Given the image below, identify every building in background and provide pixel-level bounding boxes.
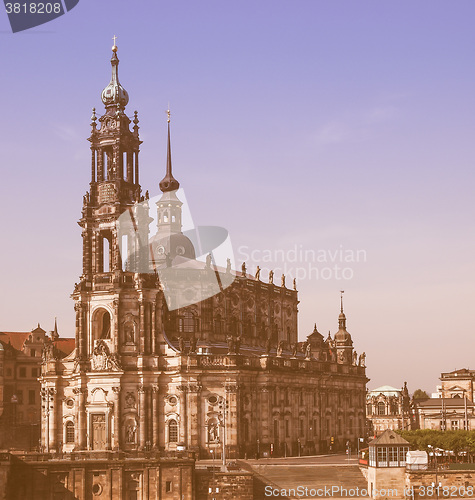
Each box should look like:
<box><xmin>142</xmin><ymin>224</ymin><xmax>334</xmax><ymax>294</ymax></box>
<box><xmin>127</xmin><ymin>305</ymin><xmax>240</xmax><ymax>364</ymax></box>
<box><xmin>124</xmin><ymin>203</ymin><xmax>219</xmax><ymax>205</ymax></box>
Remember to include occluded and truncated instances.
<box><xmin>366</xmin><ymin>384</ymin><xmax>412</xmax><ymax>436</ymax></box>
<box><xmin>0</xmin><ymin>323</ymin><xmax>74</xmax><ymax>450</ymax></box>
<box><xmin>40</xmin><ymin>45</ymin><xmax>368</xmax><ymax>459</ymax></box>
<box><xmin>413</xmin><ymin>369</ymin><xmax>475</xmax><ymax>431</ymax></box>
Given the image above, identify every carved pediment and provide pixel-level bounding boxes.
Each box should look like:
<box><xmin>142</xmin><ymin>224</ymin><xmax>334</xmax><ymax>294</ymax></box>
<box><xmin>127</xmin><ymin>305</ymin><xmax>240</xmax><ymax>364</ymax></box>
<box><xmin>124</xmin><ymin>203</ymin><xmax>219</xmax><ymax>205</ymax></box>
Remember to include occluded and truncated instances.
<box><xmin>91</xmin><ymin>339</ymin><xmax>122</xmax><ymax>371</ymax></box>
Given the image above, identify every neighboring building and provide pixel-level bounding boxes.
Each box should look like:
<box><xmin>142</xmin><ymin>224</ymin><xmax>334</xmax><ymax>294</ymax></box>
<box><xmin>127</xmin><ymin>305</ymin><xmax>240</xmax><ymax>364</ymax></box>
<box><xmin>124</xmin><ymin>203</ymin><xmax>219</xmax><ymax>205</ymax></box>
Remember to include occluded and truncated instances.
<box><xmin>414</xmin><ymin>369</ymin><xmax>475</xmax><ymax>431</ymax></box>
<box><xmin>0</xmin><ymin>323</ymin><xmax>74</xmax><ymax>450</ymax></box>
<box><xmin>366</xmin><ymin>384</ymin><xmax>412</xmax><ymax>435</ymax></box>
<box><xmin>415</xmin><ymin>398</ymin><xmax>475</xmax><ymax>430</ymax></box>
<box><xmin>40</xmin><ymin>44</ymin><xmax>368</xmax><ymax>459</ymax></box>
<box><xmin>440</xmin><ymin>368</ymin><xmax>475</xmax><ymax>400</ymax></box>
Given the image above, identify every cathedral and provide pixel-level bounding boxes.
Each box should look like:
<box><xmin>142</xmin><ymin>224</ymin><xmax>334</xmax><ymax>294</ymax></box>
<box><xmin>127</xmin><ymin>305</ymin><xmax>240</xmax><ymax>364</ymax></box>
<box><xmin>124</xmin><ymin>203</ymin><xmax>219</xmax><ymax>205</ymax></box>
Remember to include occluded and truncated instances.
<box><xmin>40</xmin><ymin>43</ymin><xmax>368</xmax><ymax>459</ymax></box>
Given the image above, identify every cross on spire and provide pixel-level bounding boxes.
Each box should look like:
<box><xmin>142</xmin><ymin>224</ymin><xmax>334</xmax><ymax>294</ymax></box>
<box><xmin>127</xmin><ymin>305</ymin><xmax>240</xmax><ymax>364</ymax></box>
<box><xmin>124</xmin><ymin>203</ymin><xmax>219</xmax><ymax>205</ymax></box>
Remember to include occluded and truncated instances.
<box><xmin>112</xmin><ymin>35</ymin><xmax>117</xmax><ymax>45</ymax></box>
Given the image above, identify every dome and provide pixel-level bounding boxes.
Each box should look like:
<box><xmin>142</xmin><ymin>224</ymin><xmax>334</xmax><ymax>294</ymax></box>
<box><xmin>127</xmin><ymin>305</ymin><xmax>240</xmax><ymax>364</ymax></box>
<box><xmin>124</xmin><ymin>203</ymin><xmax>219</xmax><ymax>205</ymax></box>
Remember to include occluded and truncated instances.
<box><xmin>101</xmin><ymin>49</ymin><xmax>129</xmax><ymax>111</ymax></box>
<box><xmin>151</xmin><ymin>232</ymin><xmax>196</xmax><ymax>264</ymax></box>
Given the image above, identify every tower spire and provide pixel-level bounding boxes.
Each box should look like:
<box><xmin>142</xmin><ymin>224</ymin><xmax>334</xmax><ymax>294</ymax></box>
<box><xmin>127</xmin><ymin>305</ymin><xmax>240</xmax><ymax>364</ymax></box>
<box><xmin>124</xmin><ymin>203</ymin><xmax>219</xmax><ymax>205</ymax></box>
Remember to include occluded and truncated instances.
<box><xmin>340</xmin><ymin>290</ymin><xmax>344</xmax><ymax>313</ymax></box>
<box><xmin>159</xmin><ymin>108</ymin><xmax>180</xmax><ymax>192</ymax></box>
<box><xmin>101</xmin><ymin>37</ymin><xmax>129</xmax><ymax>112</ymax></box>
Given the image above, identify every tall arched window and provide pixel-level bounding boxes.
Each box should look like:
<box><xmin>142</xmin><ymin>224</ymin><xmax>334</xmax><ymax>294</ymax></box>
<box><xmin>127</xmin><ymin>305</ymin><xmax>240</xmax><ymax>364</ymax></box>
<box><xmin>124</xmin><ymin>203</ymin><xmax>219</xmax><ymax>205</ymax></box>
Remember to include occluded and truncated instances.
<box><xmin>65</xmin><ymin>421</ymin><xmax>75</xmax><ymax>443</ymax></box>
<box><xmin>168</xmin><ymin>419</ymin><xmax>178</xmax><ymax>443</ymax></box>
<box><xmin>92</xmin><ymin>308</ymin><xmax>111</xmax><ymax>340</ymax></box>
<box><xmin>377</xmin><ymin>401</ymin><xmax>386</xmax><ymax>416</ymax></box>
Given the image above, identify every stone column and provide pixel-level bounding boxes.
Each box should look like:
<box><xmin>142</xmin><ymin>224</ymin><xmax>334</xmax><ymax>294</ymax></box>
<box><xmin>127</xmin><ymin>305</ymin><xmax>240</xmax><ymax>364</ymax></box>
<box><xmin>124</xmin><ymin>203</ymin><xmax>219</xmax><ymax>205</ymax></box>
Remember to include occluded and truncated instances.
<box><xmin>40</xmin><ymin>388</ymin><xmax>48</xmax><ymax>452</ymax></box>
<box><xmin>74</xmin><ymin>387</ymin><xmax>87</xmax><ymax>450</ymax></box>
<box><xmin>259</xmin><ymin>385</ymin><xmax>271</xmax><ymax>446</ymax></box>
<box><xmin>138</xmin><ymin>299</ymin><xmax>145</xmax><ymax>354</ymax></box>
<box><xmin>188</xmin><ymin>384</ymin><xmax>202</xmax><ymax>453</ymax></box>
<box><xmin>151</xmin><ymin>300</ymin><xmax>156</xmax><ymax>354</ymax></box>
<box><xmin>112</xmin><ymin>387</ymin><xmax>121</xmax><ymax>450</ymax></box>
<box><xmin>138</xmin><ymin>385</ymin><xmax>147</xmax><ymax>449</ymax></box>
<box><xmin>106</xmin><ymin>408</ymin><xmax>112</xmax><ymax>450</ymax></box>
<box><xmin>177</xmin><ymin>385</ymin><xmax>188</xmax><ymax>446</ymax></box>
<box><xmin>152</xmin><ymin>386</ymin><xmax>159</xmax><ymax>449</ymax></box>
<box><xmin>113</xmin><ymin>299</ymin><xmax>120</xmax><ymax>353</ymax></box>
<box><xmin>225</xmin><ymin>382</ymin><xmax>239</xmax><ymax>458</ymax></box>
<box><xmin>48</xmin><ymin>387</ymin><xmax>57</xmax><ymax>452</ymax></box>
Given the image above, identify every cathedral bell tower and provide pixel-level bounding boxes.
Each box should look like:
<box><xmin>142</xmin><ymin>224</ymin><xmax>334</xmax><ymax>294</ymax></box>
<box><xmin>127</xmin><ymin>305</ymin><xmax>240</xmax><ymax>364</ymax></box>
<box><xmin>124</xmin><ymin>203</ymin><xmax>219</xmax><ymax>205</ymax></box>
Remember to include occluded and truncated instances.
<box><xmin>73</xmin><ymin>43</ymin><xmax>153</xmax><ymax>363</ymax></box>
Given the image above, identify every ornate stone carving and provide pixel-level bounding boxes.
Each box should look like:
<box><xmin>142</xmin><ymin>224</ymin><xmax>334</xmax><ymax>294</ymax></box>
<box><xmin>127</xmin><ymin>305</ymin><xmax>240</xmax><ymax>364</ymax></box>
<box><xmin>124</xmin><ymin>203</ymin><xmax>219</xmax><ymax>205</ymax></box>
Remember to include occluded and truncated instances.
<box><xmin>125</xmin><ymin>392</ymin><xmax>136</xmax><ymax>408</ymax></box>
<box><xmin>91</xmin><ymin>340</ymin><xmax>121</xmax><ymax>371</ymax></box>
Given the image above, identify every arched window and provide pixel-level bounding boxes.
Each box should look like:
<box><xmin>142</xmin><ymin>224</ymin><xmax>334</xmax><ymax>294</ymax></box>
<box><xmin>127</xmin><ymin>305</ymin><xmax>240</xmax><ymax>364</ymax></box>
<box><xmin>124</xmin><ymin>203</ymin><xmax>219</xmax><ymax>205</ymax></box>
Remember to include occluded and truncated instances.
<box><xmin>367</xmin><ymin>403</ymin><xmax>372</xmax><ymax>416</ymax></box>
<box><xmin>377</xmin><ymin>401</ymin><xmax>386</xmax><ymax>416</ymax></box>
<box><xmin>65</xmin><ymin>421</ymin><xmax>75</xmax><ymax>443</ymax></box>
<box><xmin>168</xmin><ymin>419</ymin><xmax>178</xmax><ymax>443</ymax></box>
<box><xmin>92</xmin><ymin>308</ymin><xmax>111</xmax><ymax>340</ymax></box>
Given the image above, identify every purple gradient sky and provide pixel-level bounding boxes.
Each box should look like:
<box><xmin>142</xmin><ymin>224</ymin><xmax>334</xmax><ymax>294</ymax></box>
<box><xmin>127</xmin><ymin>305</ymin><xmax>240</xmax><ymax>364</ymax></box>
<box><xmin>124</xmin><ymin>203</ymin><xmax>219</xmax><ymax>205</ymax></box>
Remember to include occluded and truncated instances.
<box><xmin>1</xmin><ymin>1</ymin><xmax>475</xmax><ymax>393</ymax></box>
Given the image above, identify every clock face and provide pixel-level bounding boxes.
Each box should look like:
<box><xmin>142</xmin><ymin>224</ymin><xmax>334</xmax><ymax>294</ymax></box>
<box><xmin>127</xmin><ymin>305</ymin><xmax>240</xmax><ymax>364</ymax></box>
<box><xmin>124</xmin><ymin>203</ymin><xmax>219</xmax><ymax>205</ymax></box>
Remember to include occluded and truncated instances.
<box><xmin>156</xmin><ymin>245</ymin><xmax>165</xmax><ymax>255</ymax></box>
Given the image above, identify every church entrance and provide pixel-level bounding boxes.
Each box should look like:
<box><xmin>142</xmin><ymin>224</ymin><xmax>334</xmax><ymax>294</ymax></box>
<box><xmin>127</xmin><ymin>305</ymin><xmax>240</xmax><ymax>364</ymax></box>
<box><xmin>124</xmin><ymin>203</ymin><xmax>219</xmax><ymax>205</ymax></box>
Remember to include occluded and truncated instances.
<box><xmin>92</xmin><ymin>414</ymin><xmax>106</xmax><ymax>450</ymax></box>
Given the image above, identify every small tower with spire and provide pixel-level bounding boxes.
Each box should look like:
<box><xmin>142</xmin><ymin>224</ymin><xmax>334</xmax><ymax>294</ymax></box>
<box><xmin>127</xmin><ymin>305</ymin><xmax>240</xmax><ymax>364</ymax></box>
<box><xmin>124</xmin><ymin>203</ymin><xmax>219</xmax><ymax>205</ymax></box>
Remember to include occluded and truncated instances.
<box><xmin>151</xmin><ymin>109</ymin><xmax>195</xmax><ymax>265</ymax></box>
<box><xmin>334</xmin><ymin>290</ymin><xmax>353</xmax><ymax>364</ymax></box>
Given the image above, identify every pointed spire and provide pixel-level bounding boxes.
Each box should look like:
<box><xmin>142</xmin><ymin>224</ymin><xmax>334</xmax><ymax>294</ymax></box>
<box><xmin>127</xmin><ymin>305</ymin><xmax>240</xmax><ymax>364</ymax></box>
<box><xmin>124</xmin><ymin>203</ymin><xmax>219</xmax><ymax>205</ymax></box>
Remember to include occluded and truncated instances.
<box><xmin>101</xmin><ymin>38</ymin><xmax>129</xmax><ymax>111</ymax></box>
<box><xmin>159</xmin><ymin>108</ymin><xmax>180</xmax><ymax>193</ymax></box>
<box><xmin>340</xmin><ymin>290</ymin><xmax>344</xmax><ymax>314</ymax></box>
<box><xmin>54</xmin><ymin>317</ymin><xmax>58</xmax><ymax>336</ymax></box>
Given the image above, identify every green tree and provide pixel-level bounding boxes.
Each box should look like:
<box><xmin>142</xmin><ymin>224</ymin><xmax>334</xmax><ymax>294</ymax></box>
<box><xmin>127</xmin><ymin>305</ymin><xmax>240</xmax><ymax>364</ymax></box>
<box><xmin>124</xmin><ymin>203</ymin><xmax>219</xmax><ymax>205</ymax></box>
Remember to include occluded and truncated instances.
<box><xmin>412</xmin><ymin>389</ymin><xmax>429</xmax><ymax>400</ymax></box>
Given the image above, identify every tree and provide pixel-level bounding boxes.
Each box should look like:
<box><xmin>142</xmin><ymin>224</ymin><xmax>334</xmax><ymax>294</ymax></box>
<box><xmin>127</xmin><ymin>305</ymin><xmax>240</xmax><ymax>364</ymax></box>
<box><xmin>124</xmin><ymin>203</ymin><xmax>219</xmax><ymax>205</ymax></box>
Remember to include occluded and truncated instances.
<box><xmin>412</xmin><ymin>389</ymin><xmax>429</xmax><ymax>400</ymax></box>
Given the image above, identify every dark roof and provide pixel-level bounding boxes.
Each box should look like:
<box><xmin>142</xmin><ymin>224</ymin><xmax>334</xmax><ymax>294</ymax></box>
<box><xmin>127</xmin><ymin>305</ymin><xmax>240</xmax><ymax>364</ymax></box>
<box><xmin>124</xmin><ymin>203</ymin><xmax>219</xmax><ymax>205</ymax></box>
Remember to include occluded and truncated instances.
<box><xmin>54</xmin><ymin>338</ymin><xmax>75</xmax><ymax>356</ymax></box>
<box><xmin>416</xmin><ymin>398</ymin><xmax>474</xmax><ymax>408</ymax></box>
<box><xmin>369</xmin><ymin>429</ymin><xmax>409</xmax><ymax>446</ymax></box>
<box><xmin>0</xmin><ymin>332</ymin><xmax>31</xmax><ymax>350</ymax></box>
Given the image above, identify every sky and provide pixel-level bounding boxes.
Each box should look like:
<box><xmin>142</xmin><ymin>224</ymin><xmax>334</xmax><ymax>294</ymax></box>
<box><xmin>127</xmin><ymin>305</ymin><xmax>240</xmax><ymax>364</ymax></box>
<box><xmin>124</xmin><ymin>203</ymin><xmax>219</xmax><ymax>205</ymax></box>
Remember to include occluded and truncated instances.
<box><xmin>0</xmin><ymin>1</ymin><xmax>475</xmax><ymax>393</ymax></box>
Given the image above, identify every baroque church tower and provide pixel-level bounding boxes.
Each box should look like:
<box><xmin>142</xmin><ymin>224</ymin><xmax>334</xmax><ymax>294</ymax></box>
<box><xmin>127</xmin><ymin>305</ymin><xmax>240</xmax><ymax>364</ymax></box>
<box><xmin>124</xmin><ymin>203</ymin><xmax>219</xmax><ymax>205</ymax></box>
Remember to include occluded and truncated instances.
<box><xmin>41</xmin><ymin>43</ymin><xmax>367</xmax><ymax>459</ymax></box>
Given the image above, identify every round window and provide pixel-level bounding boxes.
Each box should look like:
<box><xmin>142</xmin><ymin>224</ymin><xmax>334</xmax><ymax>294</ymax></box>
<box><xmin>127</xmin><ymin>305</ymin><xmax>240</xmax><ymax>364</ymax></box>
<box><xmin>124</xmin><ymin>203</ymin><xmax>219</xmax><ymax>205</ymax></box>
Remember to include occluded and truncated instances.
<box><xmin>208</xmin><ymin>395</ymin><xmax>218</xmax><ymax>405</ymax></box>
<box><xmin>168</xmin><ymin>396</ymin><xmax>178</xmax><ymax>405</ymax></box>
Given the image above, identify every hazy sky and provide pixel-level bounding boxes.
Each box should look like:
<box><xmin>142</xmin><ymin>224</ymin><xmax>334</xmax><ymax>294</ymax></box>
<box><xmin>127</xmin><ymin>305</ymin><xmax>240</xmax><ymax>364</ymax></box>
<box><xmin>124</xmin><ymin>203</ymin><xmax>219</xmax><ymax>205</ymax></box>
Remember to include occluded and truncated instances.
<box><xmin>1</xmin><ymin>1</ymin><xmax>475</xmax><ymax>393</ymax></box>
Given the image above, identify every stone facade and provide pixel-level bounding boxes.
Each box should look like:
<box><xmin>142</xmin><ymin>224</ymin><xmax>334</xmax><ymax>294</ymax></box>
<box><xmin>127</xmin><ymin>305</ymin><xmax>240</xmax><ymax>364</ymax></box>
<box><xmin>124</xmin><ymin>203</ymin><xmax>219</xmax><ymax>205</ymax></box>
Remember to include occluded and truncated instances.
<box><xmin>0</xmin><ymin>451</ymin><xmax>194</xmax><ymax>500</ymax></box>
<box><xmin>0</xmin><ymin>324</ymin><xmax>74</xmax><ymax>450</ymax></box>
<box><xmin>40</xmin><ymin>45</ymin><xmax>368</xmax><ymax>460</ymax></box>
<box><xmin>367</xmin><ymin>384</ymin><xmax>413</xmax><ymax>436</ymax></box>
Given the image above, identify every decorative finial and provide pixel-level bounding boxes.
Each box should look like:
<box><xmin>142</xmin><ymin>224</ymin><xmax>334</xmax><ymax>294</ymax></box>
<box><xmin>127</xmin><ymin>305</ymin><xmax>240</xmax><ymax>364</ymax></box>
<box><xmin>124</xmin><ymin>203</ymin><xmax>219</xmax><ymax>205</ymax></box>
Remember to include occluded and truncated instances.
<box><xmin>340</xmin><ymin>290</ymin><xmax>345</xmax><ymax>313</ymax></box>
<box><xmin>112</xmin><ymin>35</ymin><xmax>118</xmax><ymax>52</ymax></box>
<box><xmin>159</xmin><ymin>110</ymin><xmax>180</xmax><ymax>192</ymax></box>
<box><xmin>91</xmin><ymin>107</ymin><xmax>96</xmax><ymax>122</ymax></box>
